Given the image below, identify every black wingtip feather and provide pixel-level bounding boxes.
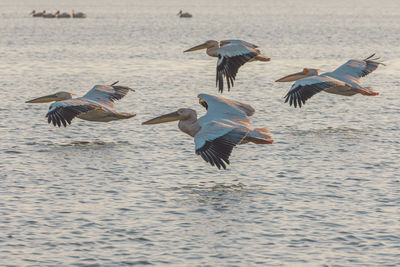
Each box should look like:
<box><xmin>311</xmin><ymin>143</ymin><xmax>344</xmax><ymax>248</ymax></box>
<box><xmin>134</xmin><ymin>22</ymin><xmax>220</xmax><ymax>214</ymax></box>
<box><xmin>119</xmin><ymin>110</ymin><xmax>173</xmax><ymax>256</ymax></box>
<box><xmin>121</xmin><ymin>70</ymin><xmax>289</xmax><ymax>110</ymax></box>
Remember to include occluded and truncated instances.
<box><xmin>46</xmin><ymin>105</ymin><xmax>96</xmax><ymax>128</ymax></box>
<box><xmin>216</xmin><ymin>51</ymin><xmax>257</xmax><ymax>93</ymax></box>
<box><xmin>195</xmin><ymin>128</ymin><xmax>247</xmax><ymax>170</ymax></box>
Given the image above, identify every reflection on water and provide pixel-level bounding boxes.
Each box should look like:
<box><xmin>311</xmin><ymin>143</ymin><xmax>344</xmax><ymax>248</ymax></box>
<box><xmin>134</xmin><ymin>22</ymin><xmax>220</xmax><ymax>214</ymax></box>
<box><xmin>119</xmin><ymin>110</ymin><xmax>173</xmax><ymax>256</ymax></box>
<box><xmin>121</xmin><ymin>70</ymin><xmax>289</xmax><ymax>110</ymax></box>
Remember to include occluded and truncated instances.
<box><xmin>287</xmin><ymin>126</ymin><xmax>368</xmax><ymax>138</ymax></box>
<box><xmin>181</xmin><ymin>183</ymin><xmax>250</xmax><ymax>206</ymax></box>
<box><xmin>55</xmin><ymin>140</ymin><xmax>131</xmax><ymax>147</ymax></box>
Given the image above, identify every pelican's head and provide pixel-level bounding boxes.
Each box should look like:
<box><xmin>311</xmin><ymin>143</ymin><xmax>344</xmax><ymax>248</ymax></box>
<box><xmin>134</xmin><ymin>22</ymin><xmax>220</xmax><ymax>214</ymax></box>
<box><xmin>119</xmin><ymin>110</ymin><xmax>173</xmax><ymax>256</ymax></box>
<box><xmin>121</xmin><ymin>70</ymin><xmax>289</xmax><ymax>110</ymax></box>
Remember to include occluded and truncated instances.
<box><xmin>30</xmin><ymin>10</ymin><xmax>35</xmax><ymax>15</ymax></box>
<box><xmin>177</xmin><ymin>10</ymin><xmax>183</xmax><ymax>15</ymax></box>
<box><xmin>26</xmin><ymin>91</ymin><xmax>72</xmax><ymax>103</ymax></box>
<box><xmin>275</xmin><ymin>68</ymin><xmax>320</xmax><ymax>82</ymax></box>
<box><xmin>142</xmin><ymin>108</ymin><xmax>195</xmax><ymax>125</ymax></box>
<box><xmin>55</xmin><ymin>10</ymin><xmax>60</xmax><ymax>15</ymax></box>
<box><xmin>184</xmin><ymin>40</ymin><xmax>220</xmax><ymax>52</ymax></box>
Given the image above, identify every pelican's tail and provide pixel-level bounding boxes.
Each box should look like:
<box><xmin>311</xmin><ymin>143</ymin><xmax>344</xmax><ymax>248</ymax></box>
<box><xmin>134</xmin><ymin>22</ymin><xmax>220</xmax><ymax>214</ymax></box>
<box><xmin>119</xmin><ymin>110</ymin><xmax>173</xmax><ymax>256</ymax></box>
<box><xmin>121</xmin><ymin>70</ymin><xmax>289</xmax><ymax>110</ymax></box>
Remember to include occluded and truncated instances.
<box><xmin>356</xmin><ymin>87</ymin><xmax>379</xmax><ymax>96</ymax></box>
<box><xmin>115</xmin><ymin>112</ymin><xmax>136</xmax><ymax>119</ymax></box>
<box><xmin>254</xmin><ymin>53</ymin><xmax>271</xmax><ymax>62</ymax></box>
<box><xmin>362</xmin><ymin>87</ymin><xmax>379</xmax><ymax>96</ymax></box>
<box><xmin>247</xmin><ymin>128</ymin><xmax>273</xmax><ymax>144</ymax></box>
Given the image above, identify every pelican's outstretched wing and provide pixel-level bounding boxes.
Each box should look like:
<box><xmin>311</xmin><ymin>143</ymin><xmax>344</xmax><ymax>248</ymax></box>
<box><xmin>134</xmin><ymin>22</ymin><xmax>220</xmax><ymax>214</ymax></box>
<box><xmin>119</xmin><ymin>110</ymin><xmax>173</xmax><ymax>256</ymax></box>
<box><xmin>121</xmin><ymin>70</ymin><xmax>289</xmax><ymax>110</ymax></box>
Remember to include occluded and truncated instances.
<box><xmin>220</xmin><ymin>39</ymin><xmax>259</xmax><ymax>48</ymax></box>
<box><xmin>332</xmin><ymin>54</ymin><xmax>384</xmax><ymax>79</ymax></box>
<box><xmin>284</xmin><ymin>76</ymin><xmax>347</xmax><ymax>108</ymax></box>
<box><xmin>195</xmin><ymin>94</ymin><xmax>253</xmax><ymax>169</ymax></box>
<box><xmin>46</xmin><ymin>99</ymin><xmax>98</xmax><ymax>127</ymax></box>
<box><xmin>82</xmin><ymin>84</ymin><xmax>133</xmax><ymax>107</ymax></box>
<box><xmin>216</xmin><ymin>43</ymin><xmax>258</xmax><ymax>93</ymax></box>
<box><xmin>198</xmin><ymin>94</ymin><xmax>254</xmax><ymax>118</ymax></box>
<box><xmin>195</xmin><ymin>122</ymin><xmax>248</xmax><ymax>169</ymax></box>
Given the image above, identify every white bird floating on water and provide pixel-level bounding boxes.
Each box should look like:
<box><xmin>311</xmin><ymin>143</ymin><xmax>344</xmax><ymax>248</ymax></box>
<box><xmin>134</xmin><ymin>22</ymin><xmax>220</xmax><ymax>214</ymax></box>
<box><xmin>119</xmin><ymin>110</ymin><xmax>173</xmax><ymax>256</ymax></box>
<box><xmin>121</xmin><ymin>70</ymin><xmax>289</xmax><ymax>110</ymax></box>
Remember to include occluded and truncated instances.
<box><xmin>275</xmin><ymin>54</ymin><xmax>384</xmax><ymax>108</ymax></box>
<box><xmin>184</xmin><ymin>40</ymin><xmax>270</xmax><ymax>93</ymax></box>
<box><xmin>142</xmin><ymin>94</ymin><xmax>273</xmax><ymax>169</ymax></box>
<box><xmin>30</xmin><ymin>10</ymin><xmax>46</xmax><ymax>17</ymax></box>
<box><xmin>177</xmin><ymin>10</ymin><xmax>192</xmax><ymax>18</ymax></box>
<box><xmin>43</xmin><ymin>11</ymin><xmax>57</xmax><ymax>18</ymax></box>
<box><xmin>26</xmin><ymin>82</ymin><xmax>136</xmax><ymax>127</ymax></box>
<box><xmin>55</xmin><ymin>11</ymin><xmax>71</xmax><ymax>18</ymax></box>
<box><xmin>72</xmin><ymin>10</ymin><xmax>87</xmax><ymax>18</ymax></box>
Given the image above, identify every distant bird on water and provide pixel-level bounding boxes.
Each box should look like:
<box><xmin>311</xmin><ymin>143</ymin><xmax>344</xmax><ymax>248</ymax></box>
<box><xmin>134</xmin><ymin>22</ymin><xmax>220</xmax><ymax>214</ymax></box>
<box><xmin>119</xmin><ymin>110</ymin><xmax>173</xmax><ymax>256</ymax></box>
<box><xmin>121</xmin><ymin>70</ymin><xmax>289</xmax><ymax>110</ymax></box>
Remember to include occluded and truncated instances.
<box><xmin>177</xmin><ymin>10</ymin><xmax>192</xmax><ymax>18</ymax></box>
<box><xmin>30</xmin><ymin>10</ymin><xmax>46</xmax><ymax>17</ymax></box>
<box><xmin>26</xmin><ymin>82</ymin><xmax>136</xmax><ymax>127</ymax></box>
<box><xmin>142</xmin><ymin>94</ymin><xmax>273</xmax><ymax>169</ymax></box>
<box><xmin>55</xmin><ymin>11</ymin><xmax>71</xmax><ymax>18</ymax></box>
<box><xmin>43</xmin><ymin>11</ymin><xmax>57</xmax><ymax>18</ymax></box>
<box><xmin>275</xmin><ymin>54</ymin><xmax>384</xmax><ymax>108</ymax></box>
<box><xmin>72</xmin><ymin>10</ymin><xmax>87</xmax><ymax>18</ymax></box>
<box><xmin>184</xmin><ymin>40</ymin><xmax>270</xmax><ymax>93</ymax></box>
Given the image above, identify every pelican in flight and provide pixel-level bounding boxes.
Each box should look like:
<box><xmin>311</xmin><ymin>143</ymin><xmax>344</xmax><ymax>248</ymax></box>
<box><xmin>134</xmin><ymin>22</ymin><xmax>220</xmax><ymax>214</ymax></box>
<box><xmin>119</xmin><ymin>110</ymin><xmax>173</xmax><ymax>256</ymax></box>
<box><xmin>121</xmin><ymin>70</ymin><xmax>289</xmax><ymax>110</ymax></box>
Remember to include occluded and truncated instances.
<box><xmin>177</xmin><ymin>10</ymin><xmax>192</xmax><ymax>18</ymax></box>
<box><xmin>72</xmin><ymin>10</ymin><xmax>87</xmax><ymax>18</ymax></box>
<box><xmin>26</xmin><ymin>82</ymin><xmax>136</xmax><ymax>127</ymax></box>
<box><xmin>184</xmin><ymin>40</ymin><xmax>270</xmax><ymax>93</ymax></box>
<box><xmin>142</xmin><ymin>94</ymin><xmax>273</xmax><ymax>169</ymax></box>
<box><xmin>276</xmin><ymin>54</ymin><xmax>384</xmax><ymax>108</ymax></box>
<box><xmin>30</xmin><ymin>10</ymin><xmax>46</xmax><ymax>17</ymax></box>
<box><xmin>55</xmin><ymin>11</ymin><xmax>71</xmax><ymax>18</ymax></box>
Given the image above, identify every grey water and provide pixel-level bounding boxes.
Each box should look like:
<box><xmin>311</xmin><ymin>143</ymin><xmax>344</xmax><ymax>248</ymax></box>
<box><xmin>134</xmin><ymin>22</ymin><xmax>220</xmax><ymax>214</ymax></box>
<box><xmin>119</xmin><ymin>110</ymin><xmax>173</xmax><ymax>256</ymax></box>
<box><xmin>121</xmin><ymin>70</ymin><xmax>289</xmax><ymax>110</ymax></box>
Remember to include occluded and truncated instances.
<box><xmin>1</xmin><ymin>0</ymin><xmax>399</xmax><ymax>266</ymax></box>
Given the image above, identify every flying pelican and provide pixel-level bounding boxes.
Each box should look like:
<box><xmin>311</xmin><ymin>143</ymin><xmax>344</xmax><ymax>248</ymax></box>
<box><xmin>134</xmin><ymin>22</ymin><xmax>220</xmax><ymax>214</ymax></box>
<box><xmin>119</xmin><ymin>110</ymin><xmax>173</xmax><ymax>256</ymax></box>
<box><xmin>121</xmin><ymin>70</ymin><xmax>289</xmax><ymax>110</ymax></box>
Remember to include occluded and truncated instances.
<box><xmin>43</xmin><ymin>11</ymin><xmax>56</xmax><ymax>18</ymax></box>
<box><xmin>142</xmin><ymin>94</ymin><xmax>273</xmax><ymax>169</ymax></box>
<box><xmin>25</xmin><ymin>82</ymin><xmax>136</xmax><ymax>127</ymax></box>
<box><xmin>177</xmin><ymin>10</ymin><xmax>192</xmax><ymax>18</ymax></box>
<box><xmin>30</xmin><ymin>10</ymin><xmax>46</xmax><ymax>17</ymax></box>
<box><xmin>72</xmin><ymin>10</ymin><xmax>87</xmax><ymax>18</ymax></box>
<box><xmin>55</xmin><ymin>11</ymin><xmax>71</xmax><ymax>18</ymax></box>
<box><xmin>275</xmin><ymin>54</ymin><xmax>384</xmax><ymax>108</ymax></box>
<box><xmin>184</xmin><ymin>40</ymin><xmax>270</xmax><ymax>93</ymax></box>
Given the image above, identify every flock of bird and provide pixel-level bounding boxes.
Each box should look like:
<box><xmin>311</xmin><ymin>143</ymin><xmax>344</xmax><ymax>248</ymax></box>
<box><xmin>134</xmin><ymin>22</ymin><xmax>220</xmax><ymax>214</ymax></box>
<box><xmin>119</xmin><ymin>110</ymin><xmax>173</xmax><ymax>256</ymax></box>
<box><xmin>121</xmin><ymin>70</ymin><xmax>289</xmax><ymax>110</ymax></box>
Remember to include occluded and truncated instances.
<box><xmin>30</xmin><ymin>10</ymin><xmax>87</xmax><ymax>18</ymax></box>
<box><xmin>26</xmin><ymin>37</ymin><xmax>384</xmax><ymax>170</ymax></box>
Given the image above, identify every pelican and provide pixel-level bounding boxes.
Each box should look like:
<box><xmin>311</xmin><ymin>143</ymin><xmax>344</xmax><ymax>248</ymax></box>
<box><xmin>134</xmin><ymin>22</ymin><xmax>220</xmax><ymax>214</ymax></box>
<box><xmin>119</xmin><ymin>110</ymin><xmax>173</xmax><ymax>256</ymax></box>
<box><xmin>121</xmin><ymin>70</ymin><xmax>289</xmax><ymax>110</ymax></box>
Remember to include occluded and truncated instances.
<box><xmin>275</xmin><ymin>54</ymin><xmax>384</xmax><ymax>108</ymax></box>
<box><xmin>30</xmin><ymin>10</ymin><xmax>46</xmax><ymax>17</ymax></box>
<box><xmin>55</xmin><ymin>11</ymin><xmax>71</xmax><ymax>18</ymax></box>
<box><xmin>43</xmin><ymin>11</ymin><xmax>56</xmax><ymax>18</ymax></box>
<box><xmin>72</xmin><ymin>10</ymin><xmax>87</xmax><ymax>18</ymax></box>
<box><xmin>177</xmin><ymin>10</ymin><xmax>192</xmax><ymax>18</ymax></box>
<box><xmin>25</xmin><ymin>82</ymin><xmax>136</xmax><ymax>127</ymax></box>
<box><xmin>142</xmin><ymin>94</ymin><xmax>273</xmax><ymax>169</ymax></box>
<box><xmin>184</xmin><ymin>40</ymin><xmax>270</xmax><ymax>93</ymax></box>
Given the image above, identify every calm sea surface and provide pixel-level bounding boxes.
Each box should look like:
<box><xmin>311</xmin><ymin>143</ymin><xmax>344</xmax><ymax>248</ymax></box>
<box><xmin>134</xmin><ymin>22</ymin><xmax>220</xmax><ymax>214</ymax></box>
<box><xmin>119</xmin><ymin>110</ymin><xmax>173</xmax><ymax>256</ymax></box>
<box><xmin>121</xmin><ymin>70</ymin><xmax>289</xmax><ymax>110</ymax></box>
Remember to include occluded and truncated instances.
<box><xmin>1</xmin><ymin>0</ymin><xmax>399</xmax><ymax>266</ymax></box>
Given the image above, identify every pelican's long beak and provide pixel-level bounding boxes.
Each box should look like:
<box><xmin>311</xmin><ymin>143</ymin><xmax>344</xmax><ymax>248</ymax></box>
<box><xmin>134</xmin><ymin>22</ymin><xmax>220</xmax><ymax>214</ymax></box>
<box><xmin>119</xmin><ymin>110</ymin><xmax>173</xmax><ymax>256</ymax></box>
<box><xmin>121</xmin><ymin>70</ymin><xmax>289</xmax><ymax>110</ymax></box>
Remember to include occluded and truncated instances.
<box><xmin>184</xmin><ymin>42</ymin><xmax>209</xmax><ymax>52</ymax></box>
<box><xmin>25</xmin><ymin>93</ymin><xmax>61</xmax><ymax>103</ymax></box>
<box><xmin>275</xmin><ymin>71</ymin><xmax>309</xmax><ymax>82</ymax></box>
<box><xmin>142</xmin><ymin>111</ymin><xmax>181</xmax><ymax>125</ymax></box>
